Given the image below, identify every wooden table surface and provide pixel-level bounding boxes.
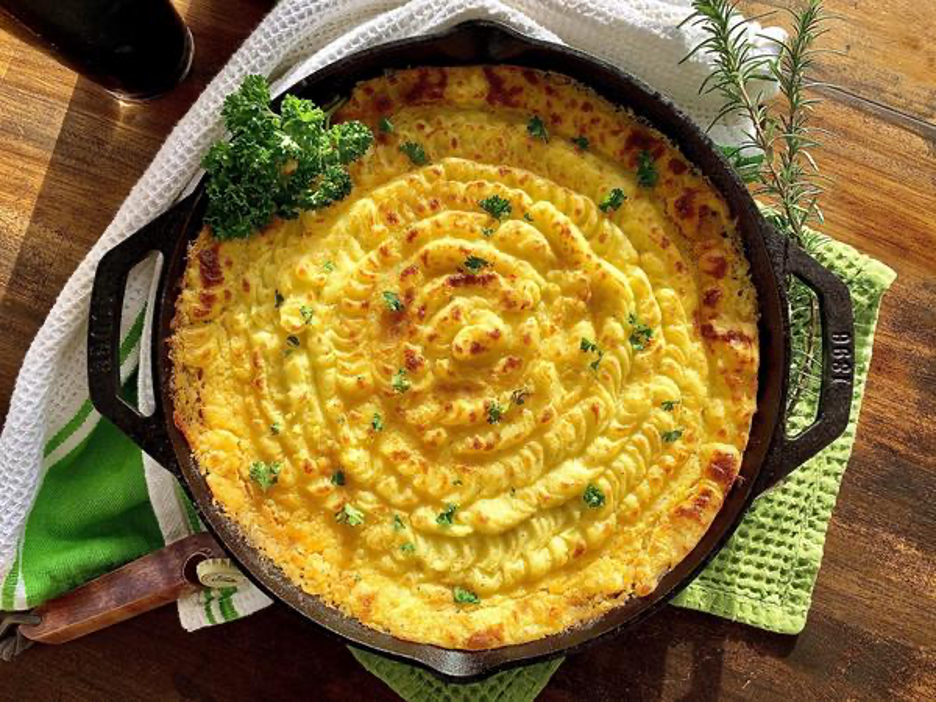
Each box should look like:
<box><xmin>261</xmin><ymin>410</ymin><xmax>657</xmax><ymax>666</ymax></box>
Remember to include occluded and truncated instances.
<box><xmin>1</xmin><ymin>1</ymin><xmax>934</xmax><ymax>699</ymax></box>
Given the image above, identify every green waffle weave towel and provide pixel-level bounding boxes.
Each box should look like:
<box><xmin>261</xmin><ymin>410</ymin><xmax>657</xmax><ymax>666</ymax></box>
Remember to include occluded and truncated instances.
<box><xmin>0</xmin><ymin>233</ymin><xmax>894</xmax><ymax>701</ymax></box>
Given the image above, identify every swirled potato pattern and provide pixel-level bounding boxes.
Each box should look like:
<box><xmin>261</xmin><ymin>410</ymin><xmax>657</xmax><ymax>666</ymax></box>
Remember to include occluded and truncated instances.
<box><xmin>171</xmin><ymin>66</ymin><xmax>759</xmax><ymax>649</ymax></box>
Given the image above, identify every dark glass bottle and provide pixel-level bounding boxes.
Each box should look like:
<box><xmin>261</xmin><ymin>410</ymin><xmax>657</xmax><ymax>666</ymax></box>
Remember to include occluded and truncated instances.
<box><xmin>0</xmin><ymin>0</ymin><xmax>193</xmax><ymax>100</ymax></box>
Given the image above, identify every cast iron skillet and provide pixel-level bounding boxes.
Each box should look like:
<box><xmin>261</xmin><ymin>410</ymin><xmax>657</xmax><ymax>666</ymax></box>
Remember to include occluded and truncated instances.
<box><xmin>87</xmin><ymin>21</ymin><xmax>855</xmax><ymax>680</ymax></box>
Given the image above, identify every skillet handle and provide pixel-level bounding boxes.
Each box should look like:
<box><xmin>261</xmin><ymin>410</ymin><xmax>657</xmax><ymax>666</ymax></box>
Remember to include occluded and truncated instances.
<box><xmin>87</xmin><ymin>199</ymin><xmax>190</xmax><ymax>472</ymax></box>
<box><xmin>756</xmin><ymin>243</ymin><xmax>855</xmax><ymax>494</ymax></box>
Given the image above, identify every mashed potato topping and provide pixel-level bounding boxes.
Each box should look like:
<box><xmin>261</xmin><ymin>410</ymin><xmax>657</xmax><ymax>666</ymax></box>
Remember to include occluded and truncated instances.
<box><xmin>170</xmin><ymin>66</ymin><xmax>758</xmax><ymax>649</ymax></box>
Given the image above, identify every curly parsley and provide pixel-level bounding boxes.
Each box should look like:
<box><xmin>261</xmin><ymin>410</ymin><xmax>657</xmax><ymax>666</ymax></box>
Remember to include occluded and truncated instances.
<box><xmin>203</xmin><ymin>75</ymin><xmax>373</xmax><ymax>240</ymax></box>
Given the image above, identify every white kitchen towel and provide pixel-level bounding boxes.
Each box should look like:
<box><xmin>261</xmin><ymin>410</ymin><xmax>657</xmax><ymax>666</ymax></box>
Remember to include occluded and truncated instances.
<box><xmin>0</xmin><ymin>0</ymin><xmax>783</xmax><ymax>628</ymax></box>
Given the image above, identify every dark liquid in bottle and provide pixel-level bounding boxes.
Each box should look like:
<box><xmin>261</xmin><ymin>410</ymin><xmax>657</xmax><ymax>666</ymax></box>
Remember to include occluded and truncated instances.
<box><xmin>0</xmin><ymin>0</ymin><xmax>193</xmax><ymax>99</ymax></box>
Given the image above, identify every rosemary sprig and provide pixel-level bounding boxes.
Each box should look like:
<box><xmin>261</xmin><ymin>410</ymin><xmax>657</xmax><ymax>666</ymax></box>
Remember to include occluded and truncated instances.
<box><xmin>682</xmin><ymin>0</ymin><xmax>830</xmax><ymax>416</ymax></box>
<box><xmin>681</xmin><ymin>0</ymin><xmax>828</xmax><ymax>245</ymax></box>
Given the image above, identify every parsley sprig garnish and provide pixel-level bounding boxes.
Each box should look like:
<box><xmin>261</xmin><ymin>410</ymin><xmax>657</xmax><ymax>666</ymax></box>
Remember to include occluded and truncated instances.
<box><xmin>203</xmin><ymin>75</ymin><xmax>373</xmax><ymax>240</ymax></box>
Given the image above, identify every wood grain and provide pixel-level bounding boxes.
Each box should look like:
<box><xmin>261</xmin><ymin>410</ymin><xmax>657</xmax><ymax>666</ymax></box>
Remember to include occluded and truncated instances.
<box><xmin>1</xmin><ymin>0</ymin><xmax>934</xmax><ymax>699</ymax></box>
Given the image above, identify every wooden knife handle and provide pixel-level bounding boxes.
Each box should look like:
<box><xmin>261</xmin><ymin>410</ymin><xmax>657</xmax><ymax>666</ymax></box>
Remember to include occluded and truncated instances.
<box><xmin>18</xmin><ymin>532</ymin><xmax>225</xmax><ymax>644</ymax></box>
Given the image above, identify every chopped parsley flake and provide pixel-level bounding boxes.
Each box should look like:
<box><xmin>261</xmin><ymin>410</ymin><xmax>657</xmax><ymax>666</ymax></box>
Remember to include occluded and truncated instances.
<box><xmin>523</xmin><ymin>212</ymin><xmax>534</xmax><ymax>223</ymax></box>
<box><xmin>393</xmin><ymin>514</ymin><xmax>405</xmax><ymax>531</ymax></box>
<box><xmin>510</xmin><ymin>388</ymin><xmax>530</xmax><ymax>406</ymax></box>
<box><xmin>527</xmin><ymin>115</ymin><xmax>549</xmax><ymax>141</ymax></box>
<box><xmin>572</xmin><ymin>135</ymin><xmax>589</xmax><ymax>150</ymax></box>
<box><xmin>453</xmin><ymin>586</ymin><xmax>480</xmax><ymax>604</ymax></box>
<box><xmin>336</xmin><ymin>503</ymin><xmax>365</xmax><ymax>526</ymax></box>
<box><xmin>637</xmin><ymin>149</ymin><xmax>658</xmax><ymax>188</ymax></box>
<box><xmin>482</xmin><ymin>226</ymin><xmax>495</xmax><ymax>237</ymax></box>
<box><xmin>400</xmin><ymin>542</ymin><xmax>416</xmax><ymax>554</ymax></box>
<box><xmin>270</xmin><ymin>422</ymin><xmax>282</xmax><ymax>436</ymax></box>
<box><xmin>463</xmin><ymin>256</ymin><xmax>490</xmax><ymax>274</ymax></box>
<box><xmin>372</xmin><ymin>412</ymin><xmax>384</xmax><ymax>432</ymax></box>
<box><xmin>583</xmin><ymin>484</ymin><xmax>606</xmax><ymax>508</ymax></box>
<box><xmin>379</xmin><ymin>116</ymin><xmax>394</xmax><ymax>133</ymax></box>
<box><xmin>331</xmin><ymin>470</ymin><xmax>346</xmax><ymax>486</ymax></box>
<box><xmin>487</xmin><ymin>401</ymin><xmax>504</xmax><ymax>425</ymax></box>
<box><xmin>392</xmin><ymin>368</ymin><xmax>410</xmax><ymax>394</ymax></box>
<box><xmin>382</xmin><ymin>290</ymin><xmax>405</xmax><ymax>312</ymax></box>
<box><xmin>479</xmin><ymin>195</ymin><xmax>511</xmax><ymax>220</ymax></box>
<box><xmin>436</xmin><ymin>503</ymin><xmax>458</xmax><ymax>526</ymax></box>
<box><xmin>249</xmin><ymin>461</ymin><xmax>281</xmax><ymax>492</ymax></box>
<box><xmin>453</xmin><ymin>479</ymin><xmax>463</xmax><ymax>486</ymax></box>
<box><xmin>399</xmin><ymin>141</ymin><xmax>429</xmax><ymax>166</ymax></box>
<box><xmin>661</xmin><ymin>400</ymin><xmax>679</xmax><ymax>412</ymax></box>
<box><xmin>628</xmin><ymin>313</ymin><xmax>654</xmax><ymax>351</ymax></box>
<box><xmin>274</xmin><ymin>289</ymin><xmax>285</xmax><ymax>308</ymax></box>
<box><xmin>662</xmin><ymin>429</ymin><xmax>684</xmax><ymax>443</ymax></box>
<box><xmin>286</xmin><ymin>335</ymin><xmax>301</xmax><ymax>349</ymax></box>
<box><xmin>323</xmin><ymin>261</ymin><xmax>335</xmax><ymax>273</ymax></box>
<box><xmin>580</xmin><ymin>337</ymin><xmax>599</xmax><ymax>353</ymax></box>
<box><xmin>589</xmin><ymin>351</ymin><xmax>604</xmax><ymax>372</ymax></box>
<box><xmin>300</xmin><ymin>305</ymin><xmax>314</xmax><ymax>325</ymax></box>
<box><xmin>599</xmin><ymin>188</ymin><xmax>627</xmax><ymax>213</ymax></box>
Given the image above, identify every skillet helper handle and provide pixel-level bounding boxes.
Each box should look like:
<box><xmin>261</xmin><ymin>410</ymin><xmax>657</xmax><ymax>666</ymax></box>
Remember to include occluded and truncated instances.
<box><xmin>758</xmin><ymin>243</ymin><xmax>855</xmax><ymax>494</ymax></box>
<box><xmin>16</xmin><ymin>533</ymin><xmax>226</xmax><ymax>645</ymax></box>
<box><xmin>87</xmin><ymin>198</ymin><xmax>191</xmax><ymax>470</ymax></box>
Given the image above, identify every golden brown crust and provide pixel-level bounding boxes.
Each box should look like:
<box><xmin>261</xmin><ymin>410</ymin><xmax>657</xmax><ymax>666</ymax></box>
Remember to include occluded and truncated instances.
<box><xmin>170</xmin><ymin>65</ymin><xmax>759</xmax><ymax>649</ymax></box>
